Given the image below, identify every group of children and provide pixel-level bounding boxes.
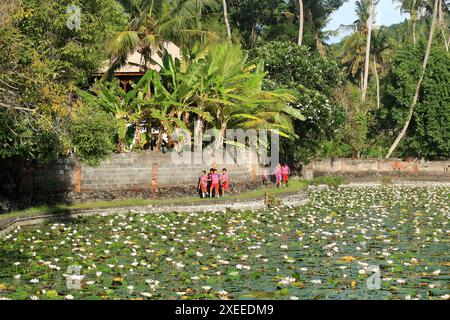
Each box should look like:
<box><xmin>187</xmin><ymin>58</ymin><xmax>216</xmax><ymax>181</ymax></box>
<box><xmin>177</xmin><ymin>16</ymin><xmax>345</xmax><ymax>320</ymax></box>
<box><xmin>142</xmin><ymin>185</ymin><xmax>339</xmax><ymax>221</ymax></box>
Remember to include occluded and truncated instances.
<box><xmin>262</xmin><ymin>163</ymin><xmax>291</xmax><ymax>188</ymax></box>
<box><xmin>197</xmin><ymin>168</ymin><xmax>229</xmax><ymax>198</ymax></box>
<box><xmin>197</xmin><ymin>163</ymin><xmax>291</xmax><ymax>199</ymax></box>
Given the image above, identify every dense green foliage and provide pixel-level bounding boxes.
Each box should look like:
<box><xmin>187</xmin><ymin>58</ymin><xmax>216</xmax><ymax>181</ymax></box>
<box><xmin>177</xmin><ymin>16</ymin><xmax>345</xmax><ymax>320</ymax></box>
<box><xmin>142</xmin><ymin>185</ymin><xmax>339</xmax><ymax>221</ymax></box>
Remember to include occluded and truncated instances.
<box><xmin>68</xmin><ymin>107</ymin><xmax>117</xmax><ymax>166</ymax></box>
<box><xmin>381</xmin><ymin>44</ymin><xmax>450</xmax><ymax>159</ymax></box>
<box><xmin>0</xmin><ymin>0</ymin><xmax>127</xmax><ymax>162</ymax></box>
<box><xmin>1</xmin><ymin>0</ymin><xmax>448</xmax><ymax>165</ymax></box>
<box><xmin>250</xmin><ymin>41</ymin><xmax>343</xmax><ymax>163</ymax></box>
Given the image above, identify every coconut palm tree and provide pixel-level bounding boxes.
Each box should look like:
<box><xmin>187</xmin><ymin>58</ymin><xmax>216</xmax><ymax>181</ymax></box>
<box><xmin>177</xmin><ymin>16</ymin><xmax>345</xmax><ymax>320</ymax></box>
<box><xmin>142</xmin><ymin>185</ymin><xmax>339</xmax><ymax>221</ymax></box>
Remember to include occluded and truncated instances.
<box><xmin>361</xmin><ymin>0</ymin><xmax>378</xmax><ymax>104</ymax></box>
<box><xmin>370</xmin><ymin>27</ymin><xmax>394</xmax><ymax>109</ymax></box>
<box><xmin>394</xmin><ymin>0</ymin><xmax>421</xmax><ymax>44</ymax></box>
<box><xmin>339</xmin><ymin>0</ymin><xmax>379</xmax><ymax>103</ymax></box>
<box><xmin>106</xmin><ymin>0</ymin><xmax>221</xmax><ymax>77</ymax></box>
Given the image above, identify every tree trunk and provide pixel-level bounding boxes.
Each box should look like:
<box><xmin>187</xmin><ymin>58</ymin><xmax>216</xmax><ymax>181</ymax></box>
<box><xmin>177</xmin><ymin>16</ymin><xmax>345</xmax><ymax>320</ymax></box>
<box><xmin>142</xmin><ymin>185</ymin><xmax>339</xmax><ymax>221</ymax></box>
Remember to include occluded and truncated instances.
<box><xmin>222</xmin><ymin>0</ymin><xmax>232</xmax><ymax>42</ymax></box>
<box><xmin>360</xmin><ymin>71</ymin><xmax>364</xmax><ymax>97</ymax></box>
<box><xmin>412</xmin><ymin>17</ymin><xmax>417</xmax><ymax>45</ymax></box>
<box><xmin>134</xmin><ymin>120</ymin><xmax>142</xmax><ymax>149</ymax></box>
<box><xmin>297</xmin><ymin>0</ymin><xmax>304</xmax><ymax>46</ymax></box>
<box><xmin>373</xmin><ymin>56</ymin><xmax>380</xmax><ymax>109</ymax></box>
<box><xmin>194</xmin><ymin>117</ymin><xmax>204</xmax><ymax>152</ymax></box>
<box><xmin>438</xmin><ymin>0</ymin><xmax>449</xmax><ymax>52</ymax></box>
<box><xmin>313</xmin><ymin>32</ymin><xmax>326</xmax><ymax>57</ymax></box>
<box><xmin>385</xmin><ymin>0</ymin><xmax>439</xmax><ymax>158</ymax></box>
<box><xmin>156</xmin><ymin>126</ymin><xmax>164</xmax><ymax>152</ymax></box>
<box><xmin>362</xmin><ymin>0</ymin><xmax>374</xmax><ymax>104</ymax></box>
<box><xmin>214</xmin><ymin>120</ymin><xmax>227</xmax><ymax>153</ymax></box>
<box><xmin>419</xmin><ymin>0</ymin><xmax>426</xmax><ymax>20</ymax></box>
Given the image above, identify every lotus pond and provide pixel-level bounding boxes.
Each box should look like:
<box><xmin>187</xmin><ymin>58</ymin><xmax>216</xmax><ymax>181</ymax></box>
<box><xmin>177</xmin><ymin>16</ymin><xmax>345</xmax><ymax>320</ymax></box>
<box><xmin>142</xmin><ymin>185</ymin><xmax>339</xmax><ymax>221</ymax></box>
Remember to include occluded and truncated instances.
<box><xmin>0</xmin><ymin>186</ymin><xmax>449</xmax><ymax>300</ymax></box>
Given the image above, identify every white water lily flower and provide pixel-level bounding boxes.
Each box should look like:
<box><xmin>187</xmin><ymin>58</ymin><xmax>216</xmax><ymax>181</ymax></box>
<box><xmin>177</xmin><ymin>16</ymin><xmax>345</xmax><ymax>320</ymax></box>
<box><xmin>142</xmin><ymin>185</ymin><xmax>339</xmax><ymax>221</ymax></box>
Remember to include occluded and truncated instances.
<box><xmin>278</xmin><ymin>277</ymin><xmax>296</xmax><ymax>285</ymax></box>
<box><xmin>432</xmin><ymin>270</ymin><xmax>441</xmax><ymax>275</ymax></box>
<box><xmin>311</xmin><ymin>280</ymin><xmax>322</xmax><ymax>284</ymax></box>
<box><xmin>141</xmin><ymin>292</ymin><xmax>152</xmax><ymax>298</ymax></box>
<box><xmin>64</xmin><ymin>295</ymin><xmax>74</xmax><ymax>300</ymax></box>
<box><xmin>29</xmin><ymin>278</ymin><xmax>39</xmax><ymax>284</ymax></box>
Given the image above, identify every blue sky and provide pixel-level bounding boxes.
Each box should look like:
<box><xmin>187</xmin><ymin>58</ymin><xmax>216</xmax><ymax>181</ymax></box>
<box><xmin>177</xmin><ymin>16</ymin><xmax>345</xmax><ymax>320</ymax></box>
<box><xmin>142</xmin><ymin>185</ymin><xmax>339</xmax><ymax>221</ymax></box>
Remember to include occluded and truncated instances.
<box><xmin>325</xmin><ymin>0</ymin><xmax>408</xmax><ymax>44</ymax></box>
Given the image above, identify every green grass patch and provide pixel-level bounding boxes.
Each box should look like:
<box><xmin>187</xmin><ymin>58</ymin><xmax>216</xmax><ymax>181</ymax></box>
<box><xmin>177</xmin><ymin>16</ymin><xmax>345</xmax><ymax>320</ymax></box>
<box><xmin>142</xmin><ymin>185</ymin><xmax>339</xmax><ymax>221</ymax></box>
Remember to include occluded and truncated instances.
<box><xmin>307</xmin><ymin>176</ymin><xmax>346</xmax><ymax>188</ymax></box>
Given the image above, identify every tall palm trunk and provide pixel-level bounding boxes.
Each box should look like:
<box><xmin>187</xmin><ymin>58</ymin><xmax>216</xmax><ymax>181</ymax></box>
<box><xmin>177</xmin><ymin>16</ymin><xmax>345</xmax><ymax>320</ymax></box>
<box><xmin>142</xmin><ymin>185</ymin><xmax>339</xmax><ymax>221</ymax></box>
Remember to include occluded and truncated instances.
<box><xmin>297</xmin><ymin>0</ymin><xmax>304</xmax><ymax>46</ymax></box>
<box><xmin>438</xmin><ymin>0</ymin><xmax>449</xmax><ymax>52</ymax></box>
<box><xmin>222</xmin><ymin>0</ymin><xmax>232</xmax><ymax>42</ymax></box>
<box><xmin>412</xmin><ymin>10</ymin><xmax>417</xmax><ymax>45</ymax></box>
<box><xmin>386</xmin><ymin>0</ymin><xmax>439</xmax><ymax>158</ymax></box>
<box><xmin>362</xmin><ymin>0</ymin><xmax>374</xmax><ymax>104</ymax></box>
<box><xmin>373</xmin><ymin>56</ymin><xmax>380</xmax><ymax>109</ymax></box>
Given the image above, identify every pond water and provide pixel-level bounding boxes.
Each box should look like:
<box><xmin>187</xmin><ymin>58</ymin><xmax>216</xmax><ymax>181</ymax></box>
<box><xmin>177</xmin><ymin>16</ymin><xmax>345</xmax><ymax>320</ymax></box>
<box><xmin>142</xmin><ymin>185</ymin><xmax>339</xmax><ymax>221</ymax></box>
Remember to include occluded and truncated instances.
<box><xmin>0</xmin><ymin>186</ymin><xmax>448</xmax><ymax>300</ymax></box>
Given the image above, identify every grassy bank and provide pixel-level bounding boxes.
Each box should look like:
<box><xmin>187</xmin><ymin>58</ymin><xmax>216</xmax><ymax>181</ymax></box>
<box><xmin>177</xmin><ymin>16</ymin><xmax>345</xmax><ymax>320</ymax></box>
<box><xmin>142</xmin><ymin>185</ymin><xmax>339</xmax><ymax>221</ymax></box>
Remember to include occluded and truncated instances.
<box><xmin>1</xmin><ymin>179</ymin><xmax>324</xmax><ymax>220</ymax></box>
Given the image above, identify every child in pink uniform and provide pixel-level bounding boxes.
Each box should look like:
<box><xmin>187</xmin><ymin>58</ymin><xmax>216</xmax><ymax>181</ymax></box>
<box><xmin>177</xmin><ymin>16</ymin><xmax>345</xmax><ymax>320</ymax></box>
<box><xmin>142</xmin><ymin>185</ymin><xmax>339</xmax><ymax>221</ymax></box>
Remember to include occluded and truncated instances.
<box><xmin>197</xmin><ymin>170</ymin><xmax>208</xmax><ymax>198</ymax></box>
<box><xmin>273</xmin><ymin>164</ymin><xmax>282</xmax><ymax>188</ymax></box>
<box><xmin>221</xmin><ymin>168</ymin><xmax>229</xmax><ymax>196</ymax></box>
<box><xmin>210</xmin><ymin>169</ymin><xmax>220</xmax><ymax>198</ymax></box>
<box><xmin>281</xmin><ymin>164</ymin><xmax>290</xmax><ymax>187</ymax></box>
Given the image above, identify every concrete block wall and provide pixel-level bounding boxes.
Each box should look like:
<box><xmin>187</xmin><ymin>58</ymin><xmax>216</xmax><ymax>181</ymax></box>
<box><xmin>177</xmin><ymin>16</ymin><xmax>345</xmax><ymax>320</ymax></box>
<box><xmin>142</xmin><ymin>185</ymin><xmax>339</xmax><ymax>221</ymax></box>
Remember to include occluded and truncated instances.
<box><xmin>77</xmin><ymin>151</ymin><xmax>257</xmax><ymax>192</ymax></box>
<box><xmin>302</xmin><ymin>158</ymin><xmax>450</xmax><ymax>179</ymax></box>
<box><xmin>0</xmin><ymin>151</ymin><xmax>260</xmax><ymax>212</ymax></box>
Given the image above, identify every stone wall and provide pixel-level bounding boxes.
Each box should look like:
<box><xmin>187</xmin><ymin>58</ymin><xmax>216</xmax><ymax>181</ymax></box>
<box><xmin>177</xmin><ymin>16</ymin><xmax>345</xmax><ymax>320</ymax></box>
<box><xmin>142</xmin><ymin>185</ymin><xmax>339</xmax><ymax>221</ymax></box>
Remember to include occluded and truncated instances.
<box><xmin>0</xmin><ymin>151</ymin><xmax>260</xmax><ymax>213</ymax></box>
<box><xmin>302</xmin><ymin>158</ymin><xmax>450</xmax><ymax>180</ymax></box>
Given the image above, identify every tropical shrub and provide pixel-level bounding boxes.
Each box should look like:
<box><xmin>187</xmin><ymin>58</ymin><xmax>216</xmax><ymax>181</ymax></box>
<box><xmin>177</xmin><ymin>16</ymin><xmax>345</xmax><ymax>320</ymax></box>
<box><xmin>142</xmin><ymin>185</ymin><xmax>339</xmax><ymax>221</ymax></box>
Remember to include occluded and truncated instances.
<box><xmin>68</xmin><ymin>106</ymin><xmax>117</xmax><ymax>166</ymax></box>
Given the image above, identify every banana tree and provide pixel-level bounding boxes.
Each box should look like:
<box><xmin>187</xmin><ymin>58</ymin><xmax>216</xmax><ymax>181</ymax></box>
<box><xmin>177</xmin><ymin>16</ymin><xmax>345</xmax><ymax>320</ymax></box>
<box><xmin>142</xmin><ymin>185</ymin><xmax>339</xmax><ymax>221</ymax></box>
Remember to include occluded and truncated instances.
<box><xmin>78</xmin><ymin>71</ymin><xmax>153</xmax><ymax>151</ymax></box>
<box><xmin>186</xmin><ymin>43</ymin><xmax>303</xmax><ymax>151</ymax></box>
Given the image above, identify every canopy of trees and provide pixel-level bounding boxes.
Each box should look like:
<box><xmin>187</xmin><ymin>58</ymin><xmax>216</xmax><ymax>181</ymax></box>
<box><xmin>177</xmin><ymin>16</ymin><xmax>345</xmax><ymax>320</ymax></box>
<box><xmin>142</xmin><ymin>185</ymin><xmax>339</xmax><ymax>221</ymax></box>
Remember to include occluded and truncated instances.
<box><xmin>0</xmin><ymin>0</ymin><xmax>448</xmax><ymax>166</ymax></box>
